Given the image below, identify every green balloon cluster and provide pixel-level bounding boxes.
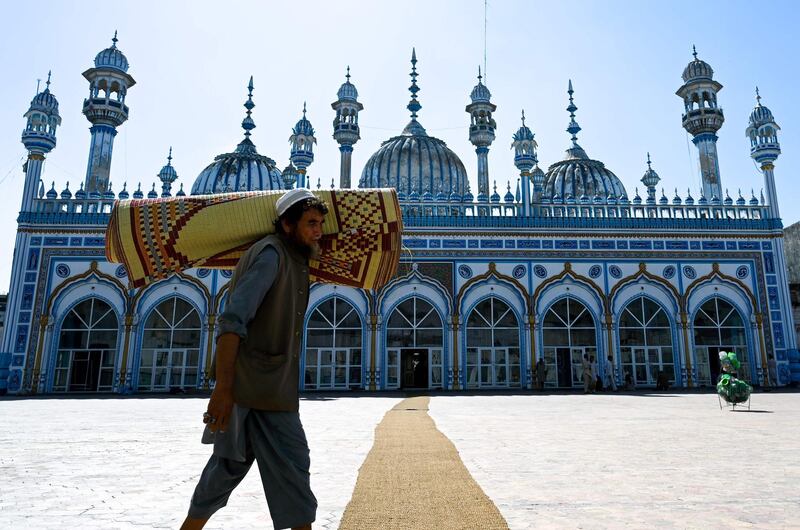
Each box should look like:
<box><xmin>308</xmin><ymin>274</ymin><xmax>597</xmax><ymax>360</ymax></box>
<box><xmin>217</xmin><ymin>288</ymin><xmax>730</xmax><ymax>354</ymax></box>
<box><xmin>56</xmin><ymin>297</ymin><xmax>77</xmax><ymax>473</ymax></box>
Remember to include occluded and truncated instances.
<box><xmin>716</xmin><ymin>351</ymin><xmax>751</xmax><ymax>404</ymax></box>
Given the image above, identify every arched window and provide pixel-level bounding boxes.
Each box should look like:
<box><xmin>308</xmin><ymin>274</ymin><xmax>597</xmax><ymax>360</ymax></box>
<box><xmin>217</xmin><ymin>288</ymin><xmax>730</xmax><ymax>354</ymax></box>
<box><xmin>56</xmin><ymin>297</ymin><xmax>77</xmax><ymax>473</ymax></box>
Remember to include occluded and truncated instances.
<box><xmin>304</xmin><ymin>297</ymin><xmax>362</xmax><ymax>390</ymax></box>
<box><xmin>541</xmin><ymin>298</ymin><xmax>597</xmax><ymax>388</ymax></box>
<box><xmin>465</xmin><ymin>297</ymin><xmax>521</xmax><ymax>388</ymax></box>
<box><xmin>386</xmin><ymin>297</ymin><xmax>444</xmax><ymax>389</ymax></box>
<box><xmin>619</xmin><ymin>297</ymin><xmax>675</xmax><ymax>387</ymax></box>
<box><xmin>693</xmin><ymin>297</ymin><xmax>750</xmax><ymax>384</ymax></box>
<box><xmin>139</xmin><ymin>297</ymin><xmax>201</xmax><ymax>391</ymax></box>
<box><xmin>54</xmin><ymin>298</ymin><xmax>118</xmax><ymax>392</ymax></box>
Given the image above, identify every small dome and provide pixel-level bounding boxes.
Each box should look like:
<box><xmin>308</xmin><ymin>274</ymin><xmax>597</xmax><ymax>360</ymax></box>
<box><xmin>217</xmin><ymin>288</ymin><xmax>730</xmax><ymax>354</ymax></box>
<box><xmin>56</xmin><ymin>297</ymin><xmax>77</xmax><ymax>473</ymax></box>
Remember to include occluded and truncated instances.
<box><xmin>60</xmin><ymin>183</ymin><xmax>72</xmax><ymax>199</ymax></box>
<box><xmin>94</xmin><ymin>33</ymin><xmax>129</xmax><ymax>73</ymax></box>
<box><xmin>132</xmin><ymin>184</ymin><xmax>144</xmax><ymax>199</ymax></box>
<box><xmin>337</xmin><ymin>80</ymin><xmax>358</xmax><ymax>101</ymax></box>
<box><xmin>682</xmin><ymin>48</ymin><xmax>714</xmax><ymax>82</ymax></box>
<box><xmin>147</xmin><ymin>184</ymin><xmax>158</xmax><ymax>199</ymax></box>
<box><xmin>118</xmin><ymin>183</ymin><xmax>129</xmax><ymax>200</ymax></box>
<box><xmin>75</xmin><ymin>183</ymin><xmax>87</xmax><ymax>200</ymax></box>
<box><xmin>30</xmin><ymin>86</ymin><xmax>59</xmax><ymax>114</ymax></box>
<box><xmin>641</xmin><ymin>155</ymin><xmax>660</xmax><ymax>188</ymax></box>
<box><xmin>175</xmin><ymin>184</ymin><xmax>186</xmax><ymax>197</ymax></box>
<box><xmin>46</xmin><ymin>182</ymin><xmax>57</xmax><ymax>199</ymax></box>
<box><xmin>104</xmin><ymin>186</ymin><xmax>116</xmax><ymax>200</ymax></box>
<box><xmin>293</xmin><ymin>112</ymin><xmax>315</xmax><ymax>137</ymax></box>
<box><xmin>470</xmin><ymin>81</ymin><xmax>491</xmax><ymax>103</ymax></box>
<box><xmin>158</xmin><ymin>151</ymin><xmax>178</xmax><ymax>184</ymax></box>
<box><xmin>748</xmin><ymin>91</ymin><xmax>778</xmax><ymax>129</ymax></box>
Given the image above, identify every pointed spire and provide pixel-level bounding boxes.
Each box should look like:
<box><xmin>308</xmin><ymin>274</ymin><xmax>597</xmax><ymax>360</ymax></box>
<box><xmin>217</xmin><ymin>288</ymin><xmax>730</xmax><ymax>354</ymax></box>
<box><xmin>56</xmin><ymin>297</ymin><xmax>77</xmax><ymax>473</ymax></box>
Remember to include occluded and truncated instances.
<box><xmin>302</xmin><ymin>101</ymin><xmax>307</xmax><ymax>118</ymax></box>
<box><xmin>45</xmin><ymin>71</ymin><xmax>52</xmax><ymax>91</ymax></box>
<box><xmin>407</xmin><ymin>48</ymin><xmax>421</xmax><ymax>120</ymax></box>
<box><xmin>477</xmin><ymin>65</ymin><xmax>483</xmax><ymax>84</ymax></box>
<box><xmin>346</xmin><ymin>65</ymin><xmax>351</xmax><ymax>82</ymax></box>
<box><xmin>566</xmin><ymin>79</ymin><xmax>582</xmax><ymax>147</ymax></box>
<box><xmin>241</xmin><ymin>76</ymin><xmax>256</xmax><ymax>140</ymax></box>
<box><xmin>167</xmin><ymin>146</ymin><xmax>173</xmax><ymax>165</ymax></box>
<box><xmin>692</xmin><ymin>44</ymin><xmax>697</xmax><ymax>60</ymax></box>
<box><xmin>112</xmin><ymin>30</ymin><xmax>118</xmax><ymax>48</ymax></box>
<box><xmin>521</xmin><ymin>109</ymin><xmax>526</xmax><ymax>127</ymax></box>
<box><xmin>755</xmin><ymin>86</ymin><xmax>762</xmax><ymax>106</ymax></box>
<box><xmin>646</xmin><ymin>152</ymin><xmax>652</xmax><ymax>170</ymax></box>
<box><xmin>36</xmin><ymin>78</ymin><xmax>41</xmax><ymax>94</ymax></box>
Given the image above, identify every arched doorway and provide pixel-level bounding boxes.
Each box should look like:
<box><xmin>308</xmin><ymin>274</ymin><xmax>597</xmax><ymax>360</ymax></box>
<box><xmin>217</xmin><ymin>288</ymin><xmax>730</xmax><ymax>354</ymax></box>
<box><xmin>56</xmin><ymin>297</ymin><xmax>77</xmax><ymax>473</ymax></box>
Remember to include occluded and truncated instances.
<box><xmin>618</xmin><ymin>297</ymin><xmax>675</xmax><ymax>387</ymax></box>
<box><xmin>693</xmin><ymin>297</ymin><xmax>750</xmax><ymax>384</ymax></box>
<box><xmin>304</xmin><ymin>297</ymin><xmax>363</xmax><ymax>390</ymax></box>
<box><xmin>53</xmin><ymin>298</ymin><xmax>119</xmax><ymax>392</ymax></box>
<box><xmin>139</xmin><ymin>297</ymin><xmax>201</xmax><ymax>391</ymax></box>
<box><xmin>542</xmin><ymin>297</ymin><xmax>597</xmax><ymax>388</ymax></box>
<box><xmin>386</xmin><ymin>297</ymin><xmax>444</xmax><ymax>389</ymax></box>
<box><xmin>465</xmin><ymin>297</ymin><xmax>521</xmax><ymax>388</ymax></box>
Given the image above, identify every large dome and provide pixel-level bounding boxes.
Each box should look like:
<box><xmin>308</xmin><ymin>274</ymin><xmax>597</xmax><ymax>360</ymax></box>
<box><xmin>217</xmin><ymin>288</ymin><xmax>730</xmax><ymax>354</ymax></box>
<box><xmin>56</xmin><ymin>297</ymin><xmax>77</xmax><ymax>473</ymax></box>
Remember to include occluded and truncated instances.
<box><xmin>543</xmin><ymin>145</ymin><xmax>627</xmax><ymax>199</ymax></box>
<box><xmin>191</xmin><ymin>139</ymin><xmax>282</xmax><ymax>195</ymax></box>
<box><xmin>359</xmin><ymin>121</ymin><xmax>469</xmax><ymax>196</ymax></box>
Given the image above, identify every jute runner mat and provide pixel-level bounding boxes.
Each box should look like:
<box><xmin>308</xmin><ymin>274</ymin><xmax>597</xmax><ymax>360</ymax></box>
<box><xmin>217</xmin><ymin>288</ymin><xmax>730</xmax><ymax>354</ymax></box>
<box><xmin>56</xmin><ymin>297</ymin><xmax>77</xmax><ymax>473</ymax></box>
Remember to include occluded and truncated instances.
<box><xmin>338</xmin><ymin>396</ymin><xmax>509</xmax><ymax>530</ymax></box>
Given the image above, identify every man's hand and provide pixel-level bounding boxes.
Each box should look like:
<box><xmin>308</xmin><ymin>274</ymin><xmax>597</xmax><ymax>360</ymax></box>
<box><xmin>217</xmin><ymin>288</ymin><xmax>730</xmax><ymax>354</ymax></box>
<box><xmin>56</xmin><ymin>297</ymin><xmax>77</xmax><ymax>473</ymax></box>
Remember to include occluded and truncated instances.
<box><xmin>205</xmin><ymin>332</ymin><xmax>240</xmax><ymax>433</ymax></box>
<box><xmin>205</xmin><ymin>386</ymin><xmax>235</xmax><ymax>433</ymax></box>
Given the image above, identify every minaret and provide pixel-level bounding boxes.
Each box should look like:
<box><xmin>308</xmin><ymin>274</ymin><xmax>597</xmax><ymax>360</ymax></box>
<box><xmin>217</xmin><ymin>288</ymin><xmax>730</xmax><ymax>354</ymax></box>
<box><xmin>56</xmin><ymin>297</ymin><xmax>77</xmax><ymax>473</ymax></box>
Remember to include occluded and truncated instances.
<box><xmin>157</xmin><ymin>147</ymin><xmax>177</xmax><ymax>197</ymax></box>
<box><xmin>676</xmin><ymin>46</ymin><xmax>724</xmax><ymax>202</ymax></box>
<box><xmin>20</xmin><ymin>72</ymin><xmax>61</xmax><ymax>212</ymax></box>
<box><xmin>565</xmin><ymin>79</ymin><xmax>587</xmax><ymax>159</ymax></box>
<box><xmin>289</xmin><ymin>103</ymin><xmax>316</xmax><ymax>189</ymax></box>
<box><xmin>641</xmin><ymin>153</ymin><xmax>661</xmax><ymax>205</ymax></box>
<box><xmin>466</xmin><ymin>66</ymin><xmax>496</xmax><ymax>202</ymax></box>
<box><xmin>511</xmin><ymin>110</ymin><xmax>536</xmax><ymax>216</ymax></box>
<box><xmin>82</xmin><ymin>32</ymin><xmax>136</xmax><ymax>194</ymax></box>
<box><xmin>331</xmin><ymin>67</ymin><xmax>363</xmax><ymax>189</ymax></box>
<box><xmin>746</xmin><ymin>88</ymin><xmax>781</xmax><ymax>218</ymax></box>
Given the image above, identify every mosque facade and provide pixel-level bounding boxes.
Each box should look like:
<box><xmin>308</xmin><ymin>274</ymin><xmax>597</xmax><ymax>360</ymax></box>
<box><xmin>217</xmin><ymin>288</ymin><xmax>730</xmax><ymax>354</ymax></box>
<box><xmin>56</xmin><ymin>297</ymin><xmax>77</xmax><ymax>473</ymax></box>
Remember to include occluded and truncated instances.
<box><xmin>1</xmin><ymin>37</ymin><xmax>797</xmax><ymax>395</ymax></box>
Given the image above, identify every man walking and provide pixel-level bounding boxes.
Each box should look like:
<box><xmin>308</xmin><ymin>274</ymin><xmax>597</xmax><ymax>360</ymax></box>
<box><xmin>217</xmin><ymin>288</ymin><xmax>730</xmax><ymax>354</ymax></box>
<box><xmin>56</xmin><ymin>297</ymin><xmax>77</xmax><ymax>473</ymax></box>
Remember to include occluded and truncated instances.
<box><xmin>181</xmin><ymin>189</ymin><xmax>327</xmax><ymax>530</ymax></box>
<box><xmin>581</xmin><ymin>354</ymin><xmax>593</xmax><ymax>394</ymax></box>
<box><xmin>535</xmin><ymin>357</ymin><xmax>547</xmax><ymax>390</ymax></box>
<box><xmin>603</xmin><ymin>355</ymin><xmax>617</xmax><ymax>391</ymax></box>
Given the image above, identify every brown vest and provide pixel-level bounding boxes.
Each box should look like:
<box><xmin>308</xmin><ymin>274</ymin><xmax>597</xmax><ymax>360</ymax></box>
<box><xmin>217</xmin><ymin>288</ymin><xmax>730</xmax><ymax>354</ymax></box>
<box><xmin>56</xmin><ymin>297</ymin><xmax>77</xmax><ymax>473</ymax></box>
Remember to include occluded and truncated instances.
<box><xmin>227</xmin><ymin>234</ymin><xmax>310</xmax><ymax>411</ymax></box>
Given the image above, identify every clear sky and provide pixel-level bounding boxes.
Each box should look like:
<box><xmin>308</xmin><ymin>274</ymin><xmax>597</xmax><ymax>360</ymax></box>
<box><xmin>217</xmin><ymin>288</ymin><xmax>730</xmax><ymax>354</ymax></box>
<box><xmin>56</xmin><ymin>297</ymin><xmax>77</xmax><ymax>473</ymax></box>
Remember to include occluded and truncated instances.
<box><xmin>1</xmin><ymin>0</ymin><xmax>798</xmax><ymax>293</ymax></box>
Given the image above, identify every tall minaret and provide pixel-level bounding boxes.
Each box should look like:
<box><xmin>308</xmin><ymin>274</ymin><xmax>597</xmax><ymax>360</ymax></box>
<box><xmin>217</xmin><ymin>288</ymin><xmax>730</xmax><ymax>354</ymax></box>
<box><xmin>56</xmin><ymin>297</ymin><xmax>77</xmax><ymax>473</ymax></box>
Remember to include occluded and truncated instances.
<box><xmin>82</xmin><ymin>32</ymin><xmax>136</xmax><ymax>194</ymax></box>
<box><xmin>746</xmin><ymin>88</ymin><xmax>781</xmax><ymax>218</ymax></box>
<box><xmin>641</xmin><ymin>153</ymin><xmax>661</xmax><ymax>205</ymax></box>
<box><xmin>289</xmin><ymin>103</ymin><xmax>316</xmax><ymax>189</ymax></box>
<box><xmin>511</xmin><ymin>110</ymin><xmax>536</xmax><ymax>217</ymax></box>
<box><xmin>331</xmin><ymin>67</ymin><xmax>363</xmax><ymax>189</ymax></box>
<box><xmin>20</xmin><ymin>72</ymin><xmax>61</xmax><ymax>212</ymax></box>
<box><xmin>466</xmin><ymin>67</ymin><xmax>496</xmax><ymax>202</ymax></box>
<box><xmin>676</xmin><ymin>46</ymin><xmax>724</xmax><ymax>202</ymax></box>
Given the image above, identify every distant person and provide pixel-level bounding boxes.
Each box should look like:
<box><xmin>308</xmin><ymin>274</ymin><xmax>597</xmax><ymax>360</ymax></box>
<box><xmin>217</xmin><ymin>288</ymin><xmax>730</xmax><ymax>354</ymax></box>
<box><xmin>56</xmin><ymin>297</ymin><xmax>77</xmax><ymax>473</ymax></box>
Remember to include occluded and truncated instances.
<box><xmin>581</xmin><ymin>354</ymin><xmax>593</xmax><ymax>394</ymax></box>
<box><xmin>603</xmin><ymin>355</ymin><xmax>617</xmax><ymax>391</ymax></box>
<box><xmin>590</xmin><ymin>355</ymin><xmax>599</xmax><ymax>392</ymax></box>
<box><xmin>767</xmin><ymin>354</ymin><xmax>778</xmax><ymax>388</ymax></box>
<box><xmin>624</xmin><ymin>370</ymin><xmax>634</xmax><ymax>391</ymax></box>
<box><xmin>535</xmin><ymin>358</ymin><xmax>547</xmax><ymax>390</ymax></box>
<box><xmin>656</xmin><ymin>370</ymin><xmax>670</xmax><ymax>391</ymax></box>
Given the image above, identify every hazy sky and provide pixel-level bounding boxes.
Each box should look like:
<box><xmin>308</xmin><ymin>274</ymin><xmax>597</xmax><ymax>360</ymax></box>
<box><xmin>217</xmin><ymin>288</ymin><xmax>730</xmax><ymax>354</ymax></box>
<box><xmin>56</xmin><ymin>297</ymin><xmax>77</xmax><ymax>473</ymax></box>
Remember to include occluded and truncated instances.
<box><xmin>1</xmin><ymin>0</ymin><xmax>798</xmax><ymax>292</ymax></box>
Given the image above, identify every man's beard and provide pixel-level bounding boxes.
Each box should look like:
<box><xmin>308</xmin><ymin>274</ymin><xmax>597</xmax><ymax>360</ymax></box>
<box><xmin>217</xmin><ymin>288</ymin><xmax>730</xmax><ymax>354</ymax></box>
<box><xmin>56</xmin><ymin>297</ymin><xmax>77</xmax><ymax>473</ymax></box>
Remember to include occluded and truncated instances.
<box><xmin>286</xmin><ymin>232</ymin><xmax>320</xmax><ymax>259</ymax></box>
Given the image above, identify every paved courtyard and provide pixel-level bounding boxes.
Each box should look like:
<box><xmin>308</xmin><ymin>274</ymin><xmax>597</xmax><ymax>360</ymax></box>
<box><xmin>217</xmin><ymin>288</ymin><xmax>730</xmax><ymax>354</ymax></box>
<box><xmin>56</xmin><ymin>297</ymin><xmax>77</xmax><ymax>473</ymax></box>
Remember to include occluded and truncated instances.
<box><xmin>1</xmin><ymin>391</ymin><xmax>799</xmax><ymax>529</ymax></box>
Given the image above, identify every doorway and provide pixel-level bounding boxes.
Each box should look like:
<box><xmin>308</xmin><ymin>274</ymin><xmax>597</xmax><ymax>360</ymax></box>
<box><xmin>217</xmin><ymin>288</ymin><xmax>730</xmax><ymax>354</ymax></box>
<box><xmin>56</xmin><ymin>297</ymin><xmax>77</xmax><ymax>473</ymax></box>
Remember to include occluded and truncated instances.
<box><xmin>401</xmin><ymin>349</ymin><xmax>429</xmax><ymax>389</ymax></box>
<box><xmin>69</xmin><ymin>350</ymin><xmax>102</xmax><ymax>391</ymax></box>
<box><xmin>556</xmin><ymin>347</ymin><xmax>572</xmax><ymax>387</ymax></box>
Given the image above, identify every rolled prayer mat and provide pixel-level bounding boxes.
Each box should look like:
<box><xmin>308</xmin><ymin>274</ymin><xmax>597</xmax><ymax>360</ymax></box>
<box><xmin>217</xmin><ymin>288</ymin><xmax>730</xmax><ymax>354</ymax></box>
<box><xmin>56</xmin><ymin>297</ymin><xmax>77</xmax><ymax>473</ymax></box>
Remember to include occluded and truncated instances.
<box><xmin>106</xmin><ymin>188</ymin><xmax>403</xmax><ymax>290</ymax></box>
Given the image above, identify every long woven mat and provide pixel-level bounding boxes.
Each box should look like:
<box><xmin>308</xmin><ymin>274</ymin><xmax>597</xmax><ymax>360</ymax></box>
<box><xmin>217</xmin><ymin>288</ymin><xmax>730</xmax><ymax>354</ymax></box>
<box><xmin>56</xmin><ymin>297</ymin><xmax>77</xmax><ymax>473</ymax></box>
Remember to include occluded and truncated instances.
<box><xmin>105</xmin><ymin>188</ymin><xmax>402</xmax><ymax>289</ymax></box>
<box><xmin>339</xmin><ymin>396</ymin><xmax>509</xmax><ymax>530</ymax></box>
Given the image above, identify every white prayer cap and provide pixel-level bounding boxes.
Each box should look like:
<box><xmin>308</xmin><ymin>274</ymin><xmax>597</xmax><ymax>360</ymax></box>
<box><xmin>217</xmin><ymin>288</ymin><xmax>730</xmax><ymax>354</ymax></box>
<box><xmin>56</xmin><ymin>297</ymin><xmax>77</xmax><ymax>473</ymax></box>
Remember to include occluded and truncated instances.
<box><xmin>275</xmin><ymin>188</ymin><xmax>317</xmax><ymax>217</ymax></box>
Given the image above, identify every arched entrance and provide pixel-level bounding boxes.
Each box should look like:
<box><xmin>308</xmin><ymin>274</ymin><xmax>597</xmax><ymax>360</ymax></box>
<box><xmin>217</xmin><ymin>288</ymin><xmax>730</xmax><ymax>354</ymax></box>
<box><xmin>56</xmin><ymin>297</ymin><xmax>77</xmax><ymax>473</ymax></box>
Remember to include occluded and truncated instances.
<box><xmin>465</xmin><ymin>297</ymin><xmax>522</xmax><ymax>388</ymax></box>
<box><xmin>693</xmin><ymin>297</ymin><xmax>750</xmax><ymax>384</ymax></box>
<box><xmin>618</xmin><ymin>297</ymin><xmax>675</xmax><ymax>387</ymax></box>
<box><xmin>139</xmin><ymin>297</ymin><xmax>202</xmax><ymax>391</ymax></box>
<box><xmin>386</xmin><ymin>297</ymin><xmax>444</xmax><ymax>389</ymax></box>
<box><xmin>304</xmin><ymin>297</ymin><xmax>363</xmax><ymax>390</ymax></box>
<box><xmin>53</xmin><ymin>298</ymin><xmax>119</xmax><ymax>392</ymax></box>
<box><xmin>542</xmin><ymin>297</ymin><xmax>597</xmax><ymax>388</ymax></box>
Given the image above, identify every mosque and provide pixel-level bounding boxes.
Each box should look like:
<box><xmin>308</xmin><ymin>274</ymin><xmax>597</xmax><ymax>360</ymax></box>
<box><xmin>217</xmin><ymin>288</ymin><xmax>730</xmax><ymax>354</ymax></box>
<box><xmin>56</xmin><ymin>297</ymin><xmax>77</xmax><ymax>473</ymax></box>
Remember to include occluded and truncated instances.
<box><xmin>1</xmin><ymin>35</ymin><xmax>797</xmax><ymax>395</ymax></box>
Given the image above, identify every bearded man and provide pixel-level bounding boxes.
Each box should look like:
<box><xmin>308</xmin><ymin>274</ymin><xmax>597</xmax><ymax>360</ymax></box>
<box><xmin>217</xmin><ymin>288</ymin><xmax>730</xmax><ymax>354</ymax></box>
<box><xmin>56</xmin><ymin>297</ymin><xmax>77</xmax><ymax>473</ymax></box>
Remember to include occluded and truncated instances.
<box><xmin>181</xmin><ymin>188</ymin><xmax>327</xmax><ymax>530</ymax></box>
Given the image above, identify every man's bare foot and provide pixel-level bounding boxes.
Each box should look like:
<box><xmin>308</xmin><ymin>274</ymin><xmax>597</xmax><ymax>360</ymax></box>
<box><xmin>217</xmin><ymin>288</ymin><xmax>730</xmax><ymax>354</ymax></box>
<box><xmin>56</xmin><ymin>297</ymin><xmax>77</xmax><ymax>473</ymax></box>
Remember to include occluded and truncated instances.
<box><xmin>180</xmin><ymin>516</ymin><xmax>209</xmax><ymax>530</ymax></box>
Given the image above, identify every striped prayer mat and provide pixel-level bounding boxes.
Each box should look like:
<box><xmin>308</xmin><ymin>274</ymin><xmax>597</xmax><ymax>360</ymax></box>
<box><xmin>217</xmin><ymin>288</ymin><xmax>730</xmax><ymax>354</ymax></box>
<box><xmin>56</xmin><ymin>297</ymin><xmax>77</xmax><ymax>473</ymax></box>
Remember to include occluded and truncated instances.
<box><xmin>105</xmin><ymin>188</ymin><xmax>403</xmax><ymax>289</ymax></box>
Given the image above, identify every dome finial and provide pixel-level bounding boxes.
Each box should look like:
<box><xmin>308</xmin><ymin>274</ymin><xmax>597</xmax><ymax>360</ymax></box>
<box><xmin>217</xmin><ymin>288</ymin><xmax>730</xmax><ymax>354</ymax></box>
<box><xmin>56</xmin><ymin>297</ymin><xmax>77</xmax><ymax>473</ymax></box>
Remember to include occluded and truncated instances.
<box><xmin>45</xmin><ymin>70</ymin><xmax>52</xmax><ymax>91</ymax></box>
<box><xmin>241</xmin><ymin>76</ymin><xmax>256</xmax><ymax>140</ymax></box>
<box><xmin>566</xmin><ymin>79</ymin><xmax>582</xmax><ymax>147</ymax></box>
<box><xmin>167</xmin><ymin>146</ymin><xmax>173</xmax><ymax>166</ymax></box>
<box><xmin>407</xmin><ymin>48</ymin><xmax>421</xmax><ymax>120</ymax></box>
<box><xmin>302</xmin><ymin>101</ymin><xmax>307</xmax><ymax>118</ymax></box>
<box><xmin>521</xmin><ymin>109</ymin><xmax>526</xmax><ymax>127</ymax></box>
<box><xmin>478</xmin><ymin>65</ymin><xmax>482</xmax><ymax>84</ymax></box>
<box><xmin>112</xmin><ymin>30</ymin><xmax>118</xmax><ymax>48</ymax></box>
<box><xmin>692</xmin><ymin>44</ymin><xmax>697</xmax><ymax>60</ymax></box>
<box><xmin>346</xmin><ymin>65</ymin><xmax>351</xmax><ymax>82</ymax></box>
<box><xmin>646</xmin><ymin>152</ymin><xmax>652</xmax><ymax>169</ymax></box>
<box><xmin>755</xmin><ymin>86</ymin><xmax>761</xmax><ymax>106</ymax></box>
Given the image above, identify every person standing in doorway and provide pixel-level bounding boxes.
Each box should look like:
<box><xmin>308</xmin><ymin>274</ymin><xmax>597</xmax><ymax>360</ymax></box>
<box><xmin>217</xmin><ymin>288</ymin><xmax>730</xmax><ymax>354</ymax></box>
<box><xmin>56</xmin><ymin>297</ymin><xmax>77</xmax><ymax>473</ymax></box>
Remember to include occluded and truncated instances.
<box><xmin>535</xmin><ymin>357</ymin><xmax>547</xmax><ymax>390</ymax></box>
<box><xmin>181</xmin><ymin>189</ymin><xmax>328</xmax><ymax>530</ymax></box>
<box><xmin>581</xmin><ymin>354</ymin><xmax>593</xmax><ymax>394</ymax></box>
<box><xmin>590</xmin><ymin>355</ymin><xmax>599</xmax><ymax>392</ymax></box>
<box><xmin>604</xmin><ymin>355</ymin><xmax>617</xmax><ymax>391</ymax></box>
